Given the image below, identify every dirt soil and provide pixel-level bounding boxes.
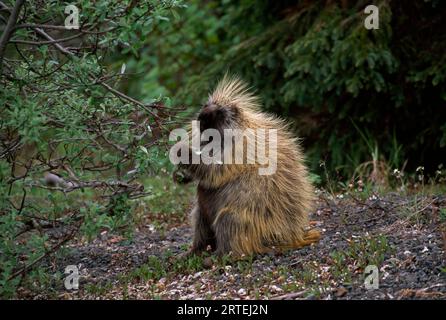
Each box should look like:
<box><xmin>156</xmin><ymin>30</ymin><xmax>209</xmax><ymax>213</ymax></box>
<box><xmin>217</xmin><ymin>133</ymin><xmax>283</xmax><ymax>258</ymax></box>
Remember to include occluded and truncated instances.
<box><xmin>25</xmin><ymin>193</ymin><xmax>446</xmax><ymax>300</ymax></box>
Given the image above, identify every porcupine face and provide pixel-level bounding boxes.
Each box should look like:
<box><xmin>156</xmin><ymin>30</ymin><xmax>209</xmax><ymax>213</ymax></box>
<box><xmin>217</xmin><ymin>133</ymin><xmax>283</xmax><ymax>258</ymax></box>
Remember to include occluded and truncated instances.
<box><xmin>197</xmin><ymin>102</ymin><xmax>240</xmax><ymax>132</ymax></box>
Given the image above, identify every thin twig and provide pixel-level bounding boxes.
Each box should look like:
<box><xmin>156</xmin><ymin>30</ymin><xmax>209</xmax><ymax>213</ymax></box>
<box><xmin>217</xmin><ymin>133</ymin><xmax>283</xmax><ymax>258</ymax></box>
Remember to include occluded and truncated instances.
<box><xmin>271</xmin><ymin>289</ymin><xmax>308</xmax><ymax>300</ymax></box>
<box><xmin>7</xmin><ymin>223</ymin><xmax>81</xmax><ymax>281</ymax></box>
<box><xmin>0</xmin><ymin>0</ymin><xmax>25</xmax><ymax>76</ymax></box>
<box><xmin>13</xmin><ymin>23</ymin><xmax>91</xmax><ymax>31</ymax></box>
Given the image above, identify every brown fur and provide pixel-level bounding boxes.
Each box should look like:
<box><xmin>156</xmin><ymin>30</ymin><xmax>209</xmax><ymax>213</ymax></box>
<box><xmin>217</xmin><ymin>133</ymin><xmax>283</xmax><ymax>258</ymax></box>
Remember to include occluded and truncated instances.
<box><xmin>175</xmin><ymin>75</ymin><xmax>320</xmax><ymax>256</ymax></box>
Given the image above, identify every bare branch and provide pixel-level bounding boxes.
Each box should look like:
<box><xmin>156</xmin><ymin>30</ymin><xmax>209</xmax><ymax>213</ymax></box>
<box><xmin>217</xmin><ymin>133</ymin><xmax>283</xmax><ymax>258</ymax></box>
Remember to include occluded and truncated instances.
<box><xmin>0</xmin><ymin>0</ymin><xmax>25</xmax><ymax>76</ymax></box>
<box><xmin>271</xmin><ymin>290</ymin><xmax>309</xmax><ymax>300</ymax></box>
<box><xmin>10</xmin><ymin>31</ymin><xmax>86</xmax><ymax>45</ymax></box>
<box><xmin>7</xmin><ymin>223</ymin><xmax>81</xmax><ymax>281</ymax></box>
<box><xmin>27</xmin><ymin>179</ymin><xmax>144</xmax><ymax>195</ymax></box>
<box><xmin>10</xmin><ymin>25</ymin><xmax>116</xmax><ymax>45</ymax></box>
<box><xmin>13</xmin><ymin>23</ymin><xmax>87</xmax><ymax>31</ymax></box>
<box><xmin>33</xmin><ymin>27</ymin><xmax>74</xmax><ymax>56</ymax></box>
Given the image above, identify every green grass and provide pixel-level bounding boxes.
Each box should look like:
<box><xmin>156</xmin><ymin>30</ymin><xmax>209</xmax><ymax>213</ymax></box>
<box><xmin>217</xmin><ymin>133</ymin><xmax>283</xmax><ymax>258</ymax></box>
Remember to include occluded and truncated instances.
<box><xmin>71</xmin><ymin>170</ymin><xmax>445</xmax><ymax>299</ymax></box>
<box><xmin>439</xmin><ymin>208</ymin><xmax>446</xmax><ymax>223</ymax></box>
<box><xmin>85</xmin><ymin>282</ymin><xmax>114</xmax><ymax>296</ymax></box>
<box><xmin>118</xmin><ymin>251</ymin><xmax>209</xmax><ymax>286</ymax></box>
<box><xmin>128</xmin><ymin>256</ymin><xmax>168</xmax><ymax>282</ymax></box>
<box><xmin>79</xmin><ymin>234</ymin><xmax>397</xmax><ymax>299</ymax></box>
<box><xmin>137</xmin><ymin>174</ymin><xmax>195</xmax><ymax>228</ymax></box>
<box><xmin>328</xmin><ymin>235</ymin><xmax>393</xmax><ymax>287</ymax></box>
<box><xmin>143</xmin><ymin>174</ymin><xmax>195</xmax><ymax>215</ymax></box>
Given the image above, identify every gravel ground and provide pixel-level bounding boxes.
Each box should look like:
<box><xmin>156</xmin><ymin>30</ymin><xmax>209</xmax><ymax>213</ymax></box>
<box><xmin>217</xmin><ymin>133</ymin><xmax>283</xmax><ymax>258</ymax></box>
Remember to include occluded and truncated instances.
<box><xmin>27</xmin><ymin>193</ymin><xmax>446</xmax><ymax>300</ymax></box>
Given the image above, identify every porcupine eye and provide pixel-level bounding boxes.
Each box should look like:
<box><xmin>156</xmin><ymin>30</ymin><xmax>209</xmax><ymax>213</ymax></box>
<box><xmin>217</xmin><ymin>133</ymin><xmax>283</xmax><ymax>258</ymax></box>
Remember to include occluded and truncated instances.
<box><xmin>198</xmin><ymin>103</ymin><xmax>225</xmax><ymax>131</ymax></box>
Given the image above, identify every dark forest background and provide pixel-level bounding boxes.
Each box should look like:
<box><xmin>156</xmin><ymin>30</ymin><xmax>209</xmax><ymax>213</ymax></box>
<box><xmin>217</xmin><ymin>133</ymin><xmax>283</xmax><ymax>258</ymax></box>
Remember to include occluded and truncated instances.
<box><xmin>123</xmin><ymin>0</ymin><xmax>446</xmax><ymax>179</ymax></box>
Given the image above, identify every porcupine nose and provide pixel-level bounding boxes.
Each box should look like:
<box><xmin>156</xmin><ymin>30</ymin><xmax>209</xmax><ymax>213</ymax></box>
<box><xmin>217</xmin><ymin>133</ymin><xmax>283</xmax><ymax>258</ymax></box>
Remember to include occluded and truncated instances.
<box><xmin>198</xmin><ymin>103</ymin><xmax>219</xmax><ymax>130</ymax></box>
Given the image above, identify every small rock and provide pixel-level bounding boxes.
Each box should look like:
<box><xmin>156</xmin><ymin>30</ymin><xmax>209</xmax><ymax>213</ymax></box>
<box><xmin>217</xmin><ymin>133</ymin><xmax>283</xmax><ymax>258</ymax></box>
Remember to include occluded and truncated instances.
<box><xmin>270</xmin><ymin>285</ymin><xmax>283</xmax><ymax>293</ymax></box>
<box><xmin>237</xmin><ymin>288</ymin><xmax>247</xmax><ymax>296</ymax></box>
<box><xmin>202</xmin><ymin>257</ymin><xmax>213</xmax><ymax>269</ymax></box>
<box><xmin>335</xmin><ymin>286</ymin><xmax>348</xmax><ymax>298</ymax></box>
